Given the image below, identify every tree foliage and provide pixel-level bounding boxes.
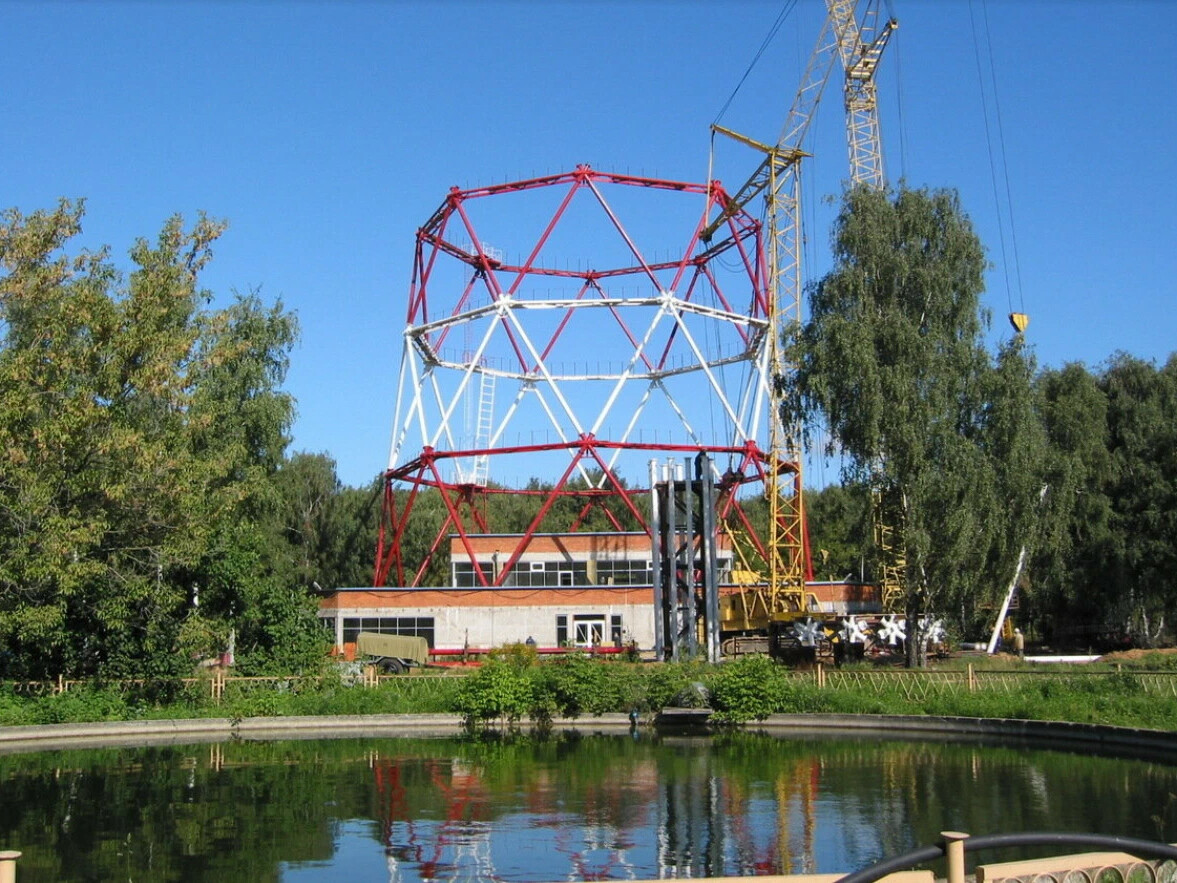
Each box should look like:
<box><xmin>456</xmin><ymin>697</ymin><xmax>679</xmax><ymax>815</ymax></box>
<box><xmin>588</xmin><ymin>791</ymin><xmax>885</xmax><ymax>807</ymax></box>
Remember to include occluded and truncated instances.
<box><xmin>1028</xmin><ymin>355</ymin><xmax>1177</xmax><ymax>647</ymax></box>
<box><xmin>0</xmin><ymin>200</ymin><xmax>324</xmax><ymax>677</ymax></box>
<box><xmin>803</xmin><ymin>483</ymin><xmax>870</xmax><ymax>582</ymax></box>
<box><xmin>800</xmin><ymin>185</ymin><xmax>1046</xmax><ymax>663</ymax></box>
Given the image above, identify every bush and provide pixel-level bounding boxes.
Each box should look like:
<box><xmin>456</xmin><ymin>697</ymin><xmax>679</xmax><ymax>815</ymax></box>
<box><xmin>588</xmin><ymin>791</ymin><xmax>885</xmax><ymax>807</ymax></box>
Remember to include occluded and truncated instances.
<box><xmin>540</xmin><ymin>653</ymin><xmax>616</xmax><ymax>718</ymax></box>
<box><xmin>453</xmin><ymin>659</ymin><xmax>538</xmax><ymax>726</ymax></box>
<box><xmin>708</xmin><ymin>656</ymin><xmax>787</xmax><ymax>722</ymax></box>
<box><xmin>32</xmin><ymin>687</ymin><xmax>130</xmax><ymax>724</ymax></box>
<box><xmin>633</xmin><ymin>661</ymin><xmax>703</xmax><ymax>712</ymax></box>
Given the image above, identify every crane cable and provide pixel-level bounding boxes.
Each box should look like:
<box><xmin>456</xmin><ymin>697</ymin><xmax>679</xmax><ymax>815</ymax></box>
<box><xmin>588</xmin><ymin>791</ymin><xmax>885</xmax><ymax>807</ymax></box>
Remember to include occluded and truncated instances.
<box><xmin>887</xmin><ymin>2</ymin><xmax>910</xmax><ymax>183</ymax></box>
<box><xmin>969</xmin><ymin>0</ymin><xmax>1025</xmax><ymax>317</ymax></box>
<box><xmin>713</xmin><ymin>0</ymin><xmax>800</xmax><ymax>126</ymax></box>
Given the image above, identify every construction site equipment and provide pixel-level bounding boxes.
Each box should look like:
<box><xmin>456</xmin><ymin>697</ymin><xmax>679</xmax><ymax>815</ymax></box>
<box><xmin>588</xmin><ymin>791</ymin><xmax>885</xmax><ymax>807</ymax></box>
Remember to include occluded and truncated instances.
<box><xmin>706</xmin><ymin>0</ymin><xmax>898</xmax><ymax>635</ymax></box>
<box><xmin>829</xmin><ymin>0</ymin><xmax>898</xmax><ymax>189</ymax></box>
<box><xmin>829</xmin><ymin>0</ymin><xmax>905</xmax><ymax>613</ymax></box>
<box><xmin>356</xmin><ymin>632</ymin><xmax>429</xmax><ymax>673</ymax></box>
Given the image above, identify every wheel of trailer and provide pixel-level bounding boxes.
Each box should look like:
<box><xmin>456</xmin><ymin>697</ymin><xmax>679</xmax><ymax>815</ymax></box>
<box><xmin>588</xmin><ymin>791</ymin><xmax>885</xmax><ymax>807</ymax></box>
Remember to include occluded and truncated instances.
<box><xmin>378</xmin><ymin>658</ymin><xmax>405</xmax><ymax>675</ymax></box>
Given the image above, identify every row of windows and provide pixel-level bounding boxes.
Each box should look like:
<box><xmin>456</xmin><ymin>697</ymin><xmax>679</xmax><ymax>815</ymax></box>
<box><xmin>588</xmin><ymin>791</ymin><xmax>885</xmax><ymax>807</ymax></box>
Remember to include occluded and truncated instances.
<box><xmin>452</xmin><ymin>559</ymin><xmax>653</xmax><ymax>588</ymax></box>
<box><xmin>339</xmin><ymin>617</ymin><xmax>435</xmax><ymax>648</ymax></box>
<box><xmin>321</xmin><ymin>613</ymin><xmax>625</xmax><ymax>650</ymax></box>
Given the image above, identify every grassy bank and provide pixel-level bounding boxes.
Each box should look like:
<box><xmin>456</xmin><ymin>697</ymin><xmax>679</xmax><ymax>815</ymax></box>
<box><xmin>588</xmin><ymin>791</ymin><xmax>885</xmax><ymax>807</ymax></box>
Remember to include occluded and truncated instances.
<box><xmin>2</xmin><ymin>651</ymin><xmax>1176</xmax><ymax>732</ymax></box>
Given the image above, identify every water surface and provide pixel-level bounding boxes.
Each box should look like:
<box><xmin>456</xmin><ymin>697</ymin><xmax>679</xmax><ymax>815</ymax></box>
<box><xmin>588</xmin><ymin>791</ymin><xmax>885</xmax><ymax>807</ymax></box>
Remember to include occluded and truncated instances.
<box><xmin>0</xmin><ymin>729</ymin><xmax>1174</xmax><ymax>881</ymax></box>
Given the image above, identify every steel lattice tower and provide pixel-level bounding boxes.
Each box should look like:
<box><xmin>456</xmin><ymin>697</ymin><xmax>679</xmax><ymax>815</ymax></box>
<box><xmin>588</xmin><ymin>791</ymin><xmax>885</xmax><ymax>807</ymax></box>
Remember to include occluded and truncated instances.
<box><xmin>375</xmin><ymin>166</ymin><xmax>808</xmax><ymax>591</ymax></box>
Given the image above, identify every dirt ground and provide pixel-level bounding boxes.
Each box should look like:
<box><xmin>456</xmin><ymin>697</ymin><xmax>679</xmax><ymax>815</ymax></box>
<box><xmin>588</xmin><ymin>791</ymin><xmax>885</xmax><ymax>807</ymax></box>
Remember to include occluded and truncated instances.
<box><xmin>1097</xmin><ymin>647</ymin><xmax>1177</xmax><ymax>662</ymax></box>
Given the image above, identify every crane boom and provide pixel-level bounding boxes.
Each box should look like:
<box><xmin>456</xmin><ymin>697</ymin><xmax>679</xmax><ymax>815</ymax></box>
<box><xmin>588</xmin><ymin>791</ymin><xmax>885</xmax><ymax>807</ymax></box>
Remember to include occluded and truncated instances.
<box><xmin>711</xmin><ymin>1</ymin><xmax>900</xmax><ymax>637</ymax></box>
<box><xmin>708</xmin><ymin>7</ymin><xmax>848</xmax><ymax>629</ymax></box>
<box><xmin>827</xmin><ymin>0</ymin><xmax>905</xmax><ymax>612</ymax></box>
<box><xmin>828</xmin><ymin>0</ymin><xmax>897</xmax><ymax>188</ymax></box>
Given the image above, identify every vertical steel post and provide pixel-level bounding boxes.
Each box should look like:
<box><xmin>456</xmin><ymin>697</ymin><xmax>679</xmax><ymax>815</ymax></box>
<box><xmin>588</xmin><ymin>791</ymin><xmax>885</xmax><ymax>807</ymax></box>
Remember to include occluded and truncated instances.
<box><xmin>682</xmin><ymin>457</ymin><xmax>698</xmax><ymax>657</ymax></box>
<box><xmin>650</xmin><ymin>460</ymin><xmax>665</xmax><ymax>662</ymax></box>
<box><xmin>697</xmin><ymin>452</ymin><xmax>721</xmax><ymax>663</ymax></box>
<box><xmin>665</xmin><ymin>459</ymin><xmax>680</xmax><ymax>662</ymax></box>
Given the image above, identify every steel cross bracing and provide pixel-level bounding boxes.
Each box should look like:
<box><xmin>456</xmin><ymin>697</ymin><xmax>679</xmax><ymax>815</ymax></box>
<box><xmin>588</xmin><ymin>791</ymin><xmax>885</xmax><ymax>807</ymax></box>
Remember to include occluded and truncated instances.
<box><xmin>377</xmin><ymin>167</ymin><xmax>792</xmax><ymax>588</ymax></box>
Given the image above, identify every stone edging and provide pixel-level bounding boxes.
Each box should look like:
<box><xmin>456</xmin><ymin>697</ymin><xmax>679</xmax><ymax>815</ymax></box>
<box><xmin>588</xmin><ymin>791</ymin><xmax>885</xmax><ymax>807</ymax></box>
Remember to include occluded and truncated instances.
<box><xmin>752</xmin><ymin>713</ymin><xmax>1177</xmax><ymax>759</ymax></box>
<box><xmin>0</xmin><ymin>713</ymin><xmax>1172</xmax><ymax>758</ymax></box>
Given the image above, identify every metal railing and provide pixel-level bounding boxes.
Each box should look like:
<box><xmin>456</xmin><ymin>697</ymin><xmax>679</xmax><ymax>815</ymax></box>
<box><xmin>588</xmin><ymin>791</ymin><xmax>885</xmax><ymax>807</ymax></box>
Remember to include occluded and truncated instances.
<box><xmin>839</xmin><ymin>831</ymin><xmax>1177</xmax><ymax>883</ymax></box>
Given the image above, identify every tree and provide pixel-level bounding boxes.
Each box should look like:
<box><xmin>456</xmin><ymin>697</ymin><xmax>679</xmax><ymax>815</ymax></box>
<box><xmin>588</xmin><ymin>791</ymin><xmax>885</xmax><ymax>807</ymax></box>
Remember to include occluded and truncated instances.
<box><xmin>1027</xmin><ymin>356</ymin><xmax>1177</xmax><ymax>650</ymax></box>
<box><xmin>803</xmin><ymin>483</ymin><xmax>870</xmax><ymax>582</ymax></box>
<box><xmin>1101</xmin><ymin>354</ymin><xmax>1177</xmax><ymax>645</ymax></box>
<box><xmin>271</xmin><ymin>453</ymin><xmax>384</xmax><ymax>590</ymax></box>
<box><xmin>799</xmin><ymin>185</ymin><xmax>1045</xmax><ymax>664</ymax></box>
<box><xmin>0</xmin><ymin>200</ymin><xmax>317</xmax><ymax>677</ymax></box>
<box><xmin>1027</xmin><ymin>362</ymin><xmax>1112</xmax><ymax>646</ymax></box>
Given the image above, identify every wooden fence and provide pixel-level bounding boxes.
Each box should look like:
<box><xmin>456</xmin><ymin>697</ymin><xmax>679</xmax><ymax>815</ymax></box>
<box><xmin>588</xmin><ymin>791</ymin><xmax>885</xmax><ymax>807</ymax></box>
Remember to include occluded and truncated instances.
<box><xmin>3</xmin><ymin>665</ymin><xmax>1176</xmax><ymax>705</ymax></box>
<box><xmin>795</xmin><ymin>664</ymin><xmax>1177</xmax><ymax>700</ymax></box>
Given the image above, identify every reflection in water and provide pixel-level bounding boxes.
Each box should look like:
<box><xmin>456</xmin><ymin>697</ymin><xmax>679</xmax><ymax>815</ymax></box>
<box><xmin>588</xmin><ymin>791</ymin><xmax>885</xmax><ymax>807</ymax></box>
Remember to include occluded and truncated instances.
<box><xmin>0</xmin><ymin>731</ymin><xmax>1174</xmax><ymax>881</ymax></box>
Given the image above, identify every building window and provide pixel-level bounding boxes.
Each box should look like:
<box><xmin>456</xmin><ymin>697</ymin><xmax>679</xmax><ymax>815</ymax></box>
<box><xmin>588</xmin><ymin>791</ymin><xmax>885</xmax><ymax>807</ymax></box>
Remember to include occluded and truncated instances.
<box><xmin>594</xmin><ymin>559</ymin><xmax>652</xmax><ymax>586</ymax></box>
<box><xmin>573</xmin><ymin>614</ymin><xmax>605</xmax><ymax>647</ymax></box>
<box><xmin>556</xmin><ymin>614</ymin><xmax>568</xmax><ymax>647</ymax></box>
<box><xmin>610</xmin><ymin>614</ymin><xmax>623</xmax><ymax>646</ymax></box>
<box><xmin>342</xmin><ymin>616</ymin><xmax>435</xmax><ymax>648</ymax></box>
<box><xmin>453</xmin><ymin>561</ymin><xmax>494</xmax><ymax>587</ymax></box>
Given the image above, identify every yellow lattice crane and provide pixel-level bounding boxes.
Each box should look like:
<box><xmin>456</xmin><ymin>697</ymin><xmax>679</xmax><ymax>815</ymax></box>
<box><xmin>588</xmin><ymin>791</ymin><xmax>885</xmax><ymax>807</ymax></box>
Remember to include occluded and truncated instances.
<box><xmin>706</xmin><ymin>10</ymin><xmax>849</xmax><ymax>634</ymax></box>
<box><xmin>827</xmin><ymin>0</ymin><xmax>905</xmax><ymax>613</ymax></box>
<box><xmin>709</xmin><ymin>1</ymin><xmax>903</xmax><ymax>635</ymax></box>
<box><xmin>828</xmin><ymin>0</ymin><xmax>897</xmax><ymax>189</ymax></box>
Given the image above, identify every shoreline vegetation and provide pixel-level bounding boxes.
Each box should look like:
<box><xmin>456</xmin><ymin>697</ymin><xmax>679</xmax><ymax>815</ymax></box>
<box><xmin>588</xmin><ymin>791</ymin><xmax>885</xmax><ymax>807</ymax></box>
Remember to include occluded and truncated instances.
<box><xmin>2</xmin><ymin>650</ymin><xmax>1176</xmax><ymax>734</ymax></box>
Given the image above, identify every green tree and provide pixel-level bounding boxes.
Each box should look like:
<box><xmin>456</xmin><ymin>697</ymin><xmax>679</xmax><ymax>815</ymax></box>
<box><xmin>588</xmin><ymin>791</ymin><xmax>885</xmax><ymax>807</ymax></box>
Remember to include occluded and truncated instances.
<box><xmin>0</xmin><ymin>200</ymin><xmax>317</xmax><ymax>677</ymax></box>
<box><xmin>800</xmin><ymin>185</ymin><xmax>1045</xmax><ymax>664</ymax></box>
<box><xmin>1099</xmin><ymin>354</ymin><xmax>1177</xmax><ymax>645</ymax></box>
<box><xmin>1026</xmin><ymin>362</ymin><xmax>1111</xmax><ymax>645</ymax></box>
<box><xmin>271</xmin><ymin>454</ymin><xmax>384</xmax><ymax>590</ymax></box>
<box><xmin>1029</xmin><ymin>355</ymin><xmax>1177</xmax><ymax>649</ymax></box>
<box><xmin>803</xmin><ymin>483</ymin><xmax>870</xmax><ymax>582</ymax></box>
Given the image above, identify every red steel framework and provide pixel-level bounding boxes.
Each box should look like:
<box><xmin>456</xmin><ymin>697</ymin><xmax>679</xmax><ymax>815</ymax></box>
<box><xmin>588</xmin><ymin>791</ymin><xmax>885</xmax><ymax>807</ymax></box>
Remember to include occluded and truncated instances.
<box><xmin>375</xmin><ymin>165</ymin><xmax>811</xmax><ymax>591</ymax></box>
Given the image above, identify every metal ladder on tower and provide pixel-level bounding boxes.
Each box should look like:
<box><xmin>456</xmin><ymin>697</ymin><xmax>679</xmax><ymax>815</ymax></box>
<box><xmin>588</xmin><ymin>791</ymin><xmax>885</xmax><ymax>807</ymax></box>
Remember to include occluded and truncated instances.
<box><xmin>470</xmin><ymin>370</ymin><xmax>495</xmax><ymax>485</ymax></box>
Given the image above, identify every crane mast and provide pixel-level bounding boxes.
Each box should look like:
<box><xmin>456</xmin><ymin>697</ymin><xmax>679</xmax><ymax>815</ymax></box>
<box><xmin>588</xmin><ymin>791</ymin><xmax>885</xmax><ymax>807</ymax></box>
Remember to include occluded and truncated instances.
<box><xmin>828</xmin><ymin>0</ymin><xmax>897</xmax><ymax>188</ymax></box>
<box><xmin>707</xmin><ymin>12</ymin><xmax>846</xmax><ymax>629</ymax></box>
<box><xmin>710</xmin><ymin>0</ymin><xmax>902</xmax><ymax>639</ymax></box>
<box><xmin>827</xmin><ymin>0</ymin><xmax>905</xmax><ymax>612</ymax></box>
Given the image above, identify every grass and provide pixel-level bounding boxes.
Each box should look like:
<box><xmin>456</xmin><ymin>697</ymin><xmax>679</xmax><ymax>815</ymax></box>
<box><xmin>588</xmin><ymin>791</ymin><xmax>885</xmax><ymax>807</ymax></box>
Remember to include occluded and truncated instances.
<box><xmin>0</xmin><ymin>656</ymin><xmax>1174</xmax><ymax>731</ymax></box>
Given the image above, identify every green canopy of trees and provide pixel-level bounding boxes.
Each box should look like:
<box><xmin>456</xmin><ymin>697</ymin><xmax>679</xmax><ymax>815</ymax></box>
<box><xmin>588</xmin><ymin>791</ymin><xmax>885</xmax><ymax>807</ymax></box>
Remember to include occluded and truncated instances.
<box><xmin>0</xmin><ymin>201</ymin><xmax>331</xmax><ymax>677</ymax></box>
<box><xmin>799</xmin><ymin>184</ymin><xmax>1177</xmax><ymax>655</ymax></box>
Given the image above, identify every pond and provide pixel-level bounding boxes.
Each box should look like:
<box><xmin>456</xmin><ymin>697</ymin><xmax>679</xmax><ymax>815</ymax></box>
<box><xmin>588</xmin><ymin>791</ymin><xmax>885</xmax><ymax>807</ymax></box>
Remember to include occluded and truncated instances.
<box><xmin>0</xmin><ymin>728</ymin><xmax>1174</xmax><ymax>881</ymax></box>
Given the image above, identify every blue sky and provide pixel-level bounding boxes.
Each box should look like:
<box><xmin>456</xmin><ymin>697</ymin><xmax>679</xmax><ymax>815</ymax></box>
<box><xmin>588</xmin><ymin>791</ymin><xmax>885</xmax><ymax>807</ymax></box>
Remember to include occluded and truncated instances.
<box><xmin>4</xmin><ymin>0</ymin><xmax>1172</xmax><ymax>488</ymax></box>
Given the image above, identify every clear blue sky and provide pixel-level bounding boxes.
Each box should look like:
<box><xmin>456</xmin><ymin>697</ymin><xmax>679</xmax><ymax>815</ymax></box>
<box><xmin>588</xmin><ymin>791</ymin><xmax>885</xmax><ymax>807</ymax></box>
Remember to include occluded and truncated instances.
<box><xmin>4</xmin><ymin>1</ymin><xmax>1171</xmax><ymax>488</ymax></box>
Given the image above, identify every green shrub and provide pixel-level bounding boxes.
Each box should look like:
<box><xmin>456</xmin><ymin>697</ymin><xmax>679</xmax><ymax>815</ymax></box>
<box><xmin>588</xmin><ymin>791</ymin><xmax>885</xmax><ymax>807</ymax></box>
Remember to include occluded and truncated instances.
<box><xmin>708</xmin><ymin>656</ymin><xmax>782</xmax><ymax>722</ymax></box>
<box><xmin>541</xmin><ymin>654</ymin><xmax>625</xmax><ymax>718</ymax></box>
<box><xmin>453</xmin><ymin>659</ymin><xmax>537</xmax><ymax>726</ymax></box>
<box><xmin>633</xmin><ymin>662</ymin><xmax>702</xmax><ymax>712</ymax></box>
<box><xmin>32</xmin><ymin>687</ymin><xmax>130</xmax><ymax>724</ymax></box>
